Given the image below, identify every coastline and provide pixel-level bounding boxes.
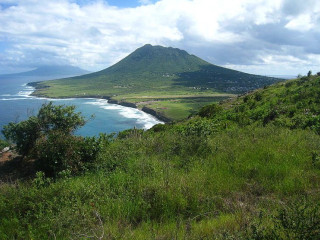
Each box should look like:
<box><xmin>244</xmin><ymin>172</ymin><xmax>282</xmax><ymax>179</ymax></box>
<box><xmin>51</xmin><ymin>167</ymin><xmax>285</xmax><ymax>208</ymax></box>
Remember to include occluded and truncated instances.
<box><xmin>27</xmin><ymin>82</ymin><xmax>170</xmax><ymax>123</ymax></box>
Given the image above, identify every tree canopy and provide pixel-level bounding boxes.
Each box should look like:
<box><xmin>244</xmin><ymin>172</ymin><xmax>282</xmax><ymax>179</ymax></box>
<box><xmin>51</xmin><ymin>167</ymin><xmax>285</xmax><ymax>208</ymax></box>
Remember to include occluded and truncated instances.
<box><xmin>2</xmin><ymin>102</ymin><xmax>93</xmax><ymax>176</ymax></box>
<box><xmin>3</xmin><ymin>102</ymin><xmax>86</xmax><ymax>157</ymax></box>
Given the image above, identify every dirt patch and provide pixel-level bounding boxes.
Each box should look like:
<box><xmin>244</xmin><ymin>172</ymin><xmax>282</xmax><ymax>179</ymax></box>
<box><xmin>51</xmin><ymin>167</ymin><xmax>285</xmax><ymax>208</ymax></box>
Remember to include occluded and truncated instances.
<box><xmin>0</xmin><ymin>151</ymin><xmax>35</xmax><ymax>182</ymax></box>
<box><xmin>0</xmin><ymin>151</ymin><xmax>17</xmax><ymax>163</ymax></box>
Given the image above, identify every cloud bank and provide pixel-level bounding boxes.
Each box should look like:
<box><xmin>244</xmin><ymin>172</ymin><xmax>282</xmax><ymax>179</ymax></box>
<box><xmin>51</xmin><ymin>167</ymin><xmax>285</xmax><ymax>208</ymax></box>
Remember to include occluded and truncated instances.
<box><xmin>0</xmin><ymin>0</ymin><xmax>319</xmax><ymax>75</ymax></box>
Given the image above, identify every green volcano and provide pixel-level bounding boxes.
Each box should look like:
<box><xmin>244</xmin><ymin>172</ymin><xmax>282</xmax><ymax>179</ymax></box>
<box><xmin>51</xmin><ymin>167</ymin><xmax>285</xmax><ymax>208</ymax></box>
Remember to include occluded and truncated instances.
<box><xmin>31</xmin><ymin>44</ymin><xmax>282</xmax><ymax>120</ymax></box>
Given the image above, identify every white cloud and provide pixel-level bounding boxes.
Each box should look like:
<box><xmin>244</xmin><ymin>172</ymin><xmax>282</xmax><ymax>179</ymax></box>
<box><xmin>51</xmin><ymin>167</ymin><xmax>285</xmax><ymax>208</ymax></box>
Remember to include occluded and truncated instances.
<box><xmin>285</xmin><ymin>14</ymin><xmax>313</xmax><ymax>31</ymax></box>
<box><xmin>0</xmin><ymin>0</ymin><xmax>319</xmax><ymax>75</ymax></box>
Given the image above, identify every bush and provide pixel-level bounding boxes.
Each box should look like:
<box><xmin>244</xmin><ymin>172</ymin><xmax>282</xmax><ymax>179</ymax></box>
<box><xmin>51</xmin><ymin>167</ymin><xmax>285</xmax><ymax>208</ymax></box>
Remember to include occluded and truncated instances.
<box><xmin>117</xmin><ymin>128</ymin><xmax>144</xmax><ymax>139</ymax></box>
<box><xmin>34</xmin><ymin>131</ymin><xmax>84</xmax><ymax>176</ymax></box>
<box><xmin>254</xmin><ymin>92</ymin><xmax>263</xmax><ymax>101</ymax></box>
<box><xmin>245</xmin><ymin>197</ymin><xmax>320</xmax><ymax>240</ymax></box>
<box><xmin>2</xmin><ymin>116</ymin><xmax>40</xmax><ymax>156</ymax></box>
<box><xmin>0</xmin><ymin>138</ymin><xmax>9</xmax><ymax>150</ymax></box>
<box><xmin>198</xmin><ymin>103</ymin><xmax>223</xmax><ymax>118</ymax></box>
<box><xmin>2</xmin><ymin>102</ymin><xmax>91</xmax><ymax>177</ymax></box>
<box><xmin>35</xmin><ymin>132</ymin><xmax>112</xmax><ymax>176</ymax></box>
<box><xmin>2</xmin><ymin>102</ymin><xmax>86</xmax><ymax>157</ymax></box>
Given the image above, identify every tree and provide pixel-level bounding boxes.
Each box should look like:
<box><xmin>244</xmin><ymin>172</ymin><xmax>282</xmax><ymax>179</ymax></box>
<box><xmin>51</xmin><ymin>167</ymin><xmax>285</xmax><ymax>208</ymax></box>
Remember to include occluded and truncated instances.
<box><xmin>34</xmin><ymin>130</ymin><xmax>84</xmax><ymax>176</ymax></box>
<box><xmin>3</xmin><ymin>116</ymin><xmax>41</xmax><ymax>157</ymax></box>
<box><xmin>3</xmin><ymin>102</ymin><xmax>86</xmax><ymax>157</ymax></box>
<box><xmin>37</xmin><ymin>102</ymin><xmax>86</xmax><ymax>134</ymax></box>
<box><xmin>2</xmin><ymin>102</ymin><xmax>89</xmax><ymax>176</ymax></box>
<box><xmin>307</xmin><ymin>70</ymin><xmax>312</xmax><ymax>77</ymax></box>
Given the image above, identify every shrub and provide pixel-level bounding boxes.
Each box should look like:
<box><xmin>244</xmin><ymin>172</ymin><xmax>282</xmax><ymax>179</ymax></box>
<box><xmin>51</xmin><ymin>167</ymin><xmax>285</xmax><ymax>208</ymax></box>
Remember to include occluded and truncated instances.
<box><xmin>2</xmin><ymin>102</ymin><xmax>90</xmax><ymax>177</ymax></box>
<box><xmin>35</xmin><ymin>132</ymin><xmax>112</xmax><ymax>176</ymax></box>
<box><xmin>34</xmin><ymin>131</ymin><xmax>84</xmax><ymax>176</ymax></box>
<box><xmin>254</xmin><ymin>92</ymin><xmax>263</xmax><ymax>101</ymax></box>
<box><xmin>198</xmin><ymin>103</ymin><xmax>223</xmax><ymax>118</ymax></box>
<box><xmin>244</xmin><ymin>198</ymin><xmax>320</xmax><ymax>240</ymax></box>
<box><xmin>0</xmin><ymin>138</ymin><xmax>9</xmax><ymax>150</ymax></box>
<box><xmin>2</xmin><ymin>116</ymin><xmax>40</xmax><ymax>156</ymax></box>
<box><xmin>2</xmin><ymin>102</ymin><xmax>86</xmax><ymax>157</ymax></box>
<box><xmin>149</xmin><ymin>123</ymin><xmax>169</xmax><ymax>132</ymax></box>
<box><xmin>273</xmin><ymin>198</ymin><xmax>320</xmax><ymax>239</ymax></box>
<box><xmin>117</xmin><ymin>128</ymin><xmax>144</xmax><ymax>139</ymax></box>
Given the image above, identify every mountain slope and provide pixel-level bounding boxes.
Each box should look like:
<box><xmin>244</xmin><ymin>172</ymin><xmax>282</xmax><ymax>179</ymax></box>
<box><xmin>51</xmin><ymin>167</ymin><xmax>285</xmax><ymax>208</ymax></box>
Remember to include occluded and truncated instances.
<box><xmin>97</xmin><ymin>44</ymin><xmax>209</xmax><ymax>75</ymax></box>
<box><xmin>31</xmin><ymin>44</ymin><xmax>282</xmax><ymax>121</ymax></box>
<box><xmin>85</xmin><ymin>44</ymin><xmax>280</xmax><ymax>92</ymax></box>
<box><xmin>33</xmin><ymin>44</ymin><xmax>281</xmax><ymax>95</ymax></box>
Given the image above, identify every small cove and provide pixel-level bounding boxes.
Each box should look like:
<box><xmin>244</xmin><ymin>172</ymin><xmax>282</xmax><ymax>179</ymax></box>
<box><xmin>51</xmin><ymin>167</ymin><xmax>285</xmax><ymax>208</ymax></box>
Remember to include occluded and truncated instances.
<box><xmin>0</xmin><ymin>77</ymin><xmax>163</xmax><ymax>137</ymax></box>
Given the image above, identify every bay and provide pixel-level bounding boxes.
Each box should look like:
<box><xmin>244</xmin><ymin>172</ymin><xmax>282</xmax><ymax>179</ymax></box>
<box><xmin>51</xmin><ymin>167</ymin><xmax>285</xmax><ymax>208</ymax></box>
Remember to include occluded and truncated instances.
<box><xmin>0</xmin><ymin>76</ymin><xmax>162</xmax><ymax>137</ymax></box>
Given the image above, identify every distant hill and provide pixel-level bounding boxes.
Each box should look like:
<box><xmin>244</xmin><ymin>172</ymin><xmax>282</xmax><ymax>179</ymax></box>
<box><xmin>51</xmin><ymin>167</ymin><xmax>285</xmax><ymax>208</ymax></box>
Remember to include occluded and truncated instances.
<box><xmin>93</xmin><ymin>44</ymin><xmax>281</xmax><ymax>93</ymax></box>
<box><xmin>33</xmin><ymin>44</ymin><xmax>281</xmax><ymax>97</ymax></box>
<box><xmin>0</xmin><ymin>65</ymin><xmax>90</xmax><ymax>79</ymax></box>
<box><xmin>30</xmin><ymin>45</ymin><xmax>283</xmax><ymax>120</ymax></box>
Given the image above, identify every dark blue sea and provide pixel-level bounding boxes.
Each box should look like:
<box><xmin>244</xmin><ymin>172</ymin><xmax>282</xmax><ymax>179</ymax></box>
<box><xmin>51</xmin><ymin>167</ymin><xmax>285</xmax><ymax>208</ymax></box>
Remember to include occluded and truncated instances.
<box><xmin>0</xmin><ymin>76</ymin><xmax>162</xmax><ymax>137</ymax></box>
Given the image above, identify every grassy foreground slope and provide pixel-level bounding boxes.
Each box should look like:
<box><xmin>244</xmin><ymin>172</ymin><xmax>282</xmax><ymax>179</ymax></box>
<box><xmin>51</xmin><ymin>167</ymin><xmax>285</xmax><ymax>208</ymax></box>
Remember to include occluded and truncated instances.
<box><xmin>1</xmin><ymin>75</ymin><xmax>320</xmax><ymax>239</ymax></box>
<box><xmin>31</xmin><ymin>44</ymin><xmax>280</xmax><ymax>120</ymax></box>
<box><xmin>211</xmin><ymin>74</ymin><xmax>320</xmax><ymax>131</ymax></box>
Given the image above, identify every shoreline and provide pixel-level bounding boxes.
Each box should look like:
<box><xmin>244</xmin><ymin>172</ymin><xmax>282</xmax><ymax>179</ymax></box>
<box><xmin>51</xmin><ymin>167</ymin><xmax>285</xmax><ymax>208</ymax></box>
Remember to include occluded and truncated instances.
<box><xmin>27</xmin><ymin>82</ymin><xmax>170</xmax><ymax>123</ymax></box>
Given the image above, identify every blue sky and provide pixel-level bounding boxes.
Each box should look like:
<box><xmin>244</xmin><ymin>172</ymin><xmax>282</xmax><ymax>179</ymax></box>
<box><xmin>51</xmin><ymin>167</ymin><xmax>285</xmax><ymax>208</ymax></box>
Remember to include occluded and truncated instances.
<box><xmin>0</xmin><ymin>0</ymin><xmax>320</xmax><ymax>75</ymax></box>
<box><xmin>0</xmin><ymin>0</ymin><xmax>158</xmax><ymax>8</ymax></box>
<box><xmin>72</xmin><ymin>0</ymin><xmax>157</xmax><ymax>8</ymax></box>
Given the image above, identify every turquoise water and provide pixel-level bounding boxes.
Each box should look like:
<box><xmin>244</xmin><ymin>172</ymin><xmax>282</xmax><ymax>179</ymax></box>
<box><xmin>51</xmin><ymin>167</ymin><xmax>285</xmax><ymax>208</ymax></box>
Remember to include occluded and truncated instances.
<box><xmin>0</xmin><ymin>76</ymin><xmax>162</xmax><ymax>137</ymax></box>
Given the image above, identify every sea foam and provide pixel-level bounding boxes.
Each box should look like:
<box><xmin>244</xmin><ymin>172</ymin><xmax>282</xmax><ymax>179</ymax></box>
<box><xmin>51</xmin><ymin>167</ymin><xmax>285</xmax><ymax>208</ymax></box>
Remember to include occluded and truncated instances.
<box><xmin>84</xmin><ymin>99</ymin><xmax>163</xmax><ymax>129</ymax></box>
<box><xmin>0</xmin><ymin>97</ymin><xmax>29</xmax><ymax>101</ymax></box>
<box><xmin>5</xmin><ymin>84</ymin><xmax>163</xmax><ymax>130</ymax></box>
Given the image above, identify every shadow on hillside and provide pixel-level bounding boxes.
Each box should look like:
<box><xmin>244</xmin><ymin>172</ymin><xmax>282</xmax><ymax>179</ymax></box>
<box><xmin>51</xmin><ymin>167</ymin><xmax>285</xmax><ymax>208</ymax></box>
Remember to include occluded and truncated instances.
<box><xmin>0</xmin><ymin>153</ymin><xmax>35</xmax><ymax>182</ymax></box>
<box><xmin>172</xmin><ymin>65</ymin><xmax>280</xmax><ymax>93</ymax></box>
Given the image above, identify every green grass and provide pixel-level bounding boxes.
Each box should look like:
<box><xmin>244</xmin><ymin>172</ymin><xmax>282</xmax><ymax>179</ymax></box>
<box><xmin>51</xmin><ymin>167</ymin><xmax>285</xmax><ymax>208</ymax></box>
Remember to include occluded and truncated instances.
<box><xmin>2</xmin><ymin>74</ymin><xmax>320</xmax><ymax>239</ymax></box>
<box><xmin>209</xmin><ymin>75</ymin><xmax>320</xmax><ymax>132</ymax></box>
<box><xmin>1</xmin><ymin>125</ymin><xmax>320</xmax><ymax>239</ymax></box>
<box><xmin>136</xmin><ymin>96</ymin><xmax>229</xmax><ymax>120</ymax></box>
<box><xmin>32</xmin><ymin>83</ymin><xmax>235</xmax><ymax>120</ymax></box>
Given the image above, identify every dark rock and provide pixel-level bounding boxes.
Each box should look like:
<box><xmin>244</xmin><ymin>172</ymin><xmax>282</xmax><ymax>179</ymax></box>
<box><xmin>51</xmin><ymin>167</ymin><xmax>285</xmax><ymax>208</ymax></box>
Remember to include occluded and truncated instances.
<box><xmin>142</xmin><ymin>106</ymin><xmax>170</xmax><ymax>122</ymax></box>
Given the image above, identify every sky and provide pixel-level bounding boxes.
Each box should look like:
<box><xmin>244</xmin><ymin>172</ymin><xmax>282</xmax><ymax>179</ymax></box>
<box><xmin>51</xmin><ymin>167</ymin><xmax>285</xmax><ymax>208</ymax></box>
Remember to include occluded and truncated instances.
<box><xmin>0</xmin><ymin>0</ymin><xmax>320</xmax><ymax>76</ymax></box>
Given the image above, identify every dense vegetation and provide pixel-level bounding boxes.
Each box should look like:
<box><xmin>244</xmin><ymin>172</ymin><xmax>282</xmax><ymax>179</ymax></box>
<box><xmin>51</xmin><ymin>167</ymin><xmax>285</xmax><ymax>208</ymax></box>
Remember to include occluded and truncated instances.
<box><xmin>200</xmin><ymin>74</ymin><xmax>320</xmax><ymax>132</ymax></box>
<box><xmin>30</xmin><ymin>44</ymin><xmax>280</xmax><ymax>121</ymax></box>
<box><xmin>1</xmin><ymin>74</ymin><xmax>320</xmax><ymax>239</ymax></box>
<box><xmin>0</xmin><ymin>138</ymin><xmax>9</xmax><ymax>150</ymax></box>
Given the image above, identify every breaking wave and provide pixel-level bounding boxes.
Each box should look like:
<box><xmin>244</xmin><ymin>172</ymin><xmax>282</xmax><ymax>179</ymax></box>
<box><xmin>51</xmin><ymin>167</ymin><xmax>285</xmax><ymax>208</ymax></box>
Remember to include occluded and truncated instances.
<box><xmin>85</xmin><ymin>99</ymin><xmax>163</xmax><ymax>129</ymax></box>
<box><xmin>0</xmin><ymin>84</ymin><xmax>163</xmax><ymax>130</ymax></box>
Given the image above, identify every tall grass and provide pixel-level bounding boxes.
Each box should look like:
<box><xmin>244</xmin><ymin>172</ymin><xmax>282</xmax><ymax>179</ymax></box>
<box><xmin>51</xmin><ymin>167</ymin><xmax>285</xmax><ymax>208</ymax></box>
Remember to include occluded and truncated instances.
<box><xmin>1</xmin><ymin>125</ymin><xmax>319</xmax><ymax>239</ymax></box>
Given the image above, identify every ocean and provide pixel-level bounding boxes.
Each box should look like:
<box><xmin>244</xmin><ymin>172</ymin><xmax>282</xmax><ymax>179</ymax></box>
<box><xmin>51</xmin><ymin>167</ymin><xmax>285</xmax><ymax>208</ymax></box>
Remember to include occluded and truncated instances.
<box><xmin>0</xmin><ymin>76</ymin><xmax>162</xmax><ymax>137</ymax></box>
